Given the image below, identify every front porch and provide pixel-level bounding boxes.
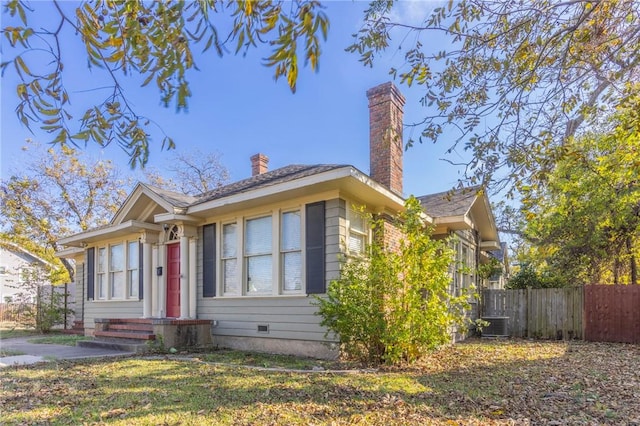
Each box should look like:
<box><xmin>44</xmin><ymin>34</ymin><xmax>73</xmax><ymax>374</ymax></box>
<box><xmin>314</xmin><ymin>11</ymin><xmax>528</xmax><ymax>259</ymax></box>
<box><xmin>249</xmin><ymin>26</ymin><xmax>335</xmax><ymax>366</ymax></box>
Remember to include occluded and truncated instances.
<box><xmin>79</xmin><ymin>318</ymin><xmax>213</xmax><ymax>353</ymax></box>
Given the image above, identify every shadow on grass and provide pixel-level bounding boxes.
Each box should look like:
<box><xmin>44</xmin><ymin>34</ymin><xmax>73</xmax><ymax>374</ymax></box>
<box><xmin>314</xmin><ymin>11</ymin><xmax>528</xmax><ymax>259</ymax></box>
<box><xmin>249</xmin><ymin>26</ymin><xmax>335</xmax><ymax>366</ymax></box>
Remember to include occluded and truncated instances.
<box><xmin>1</xmin><ymin>339</ymin><xmax>638</xmax><ymax>425</ymax></box>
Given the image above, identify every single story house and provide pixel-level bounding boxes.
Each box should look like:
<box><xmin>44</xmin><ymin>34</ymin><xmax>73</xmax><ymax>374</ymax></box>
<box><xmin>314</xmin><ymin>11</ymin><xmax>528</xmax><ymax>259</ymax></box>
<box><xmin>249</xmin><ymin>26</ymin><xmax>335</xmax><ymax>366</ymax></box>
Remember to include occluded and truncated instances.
<box><xmin>57</xmin><ymin>82</ymin><xmax>501</xmax><ymax>358</ymax></box>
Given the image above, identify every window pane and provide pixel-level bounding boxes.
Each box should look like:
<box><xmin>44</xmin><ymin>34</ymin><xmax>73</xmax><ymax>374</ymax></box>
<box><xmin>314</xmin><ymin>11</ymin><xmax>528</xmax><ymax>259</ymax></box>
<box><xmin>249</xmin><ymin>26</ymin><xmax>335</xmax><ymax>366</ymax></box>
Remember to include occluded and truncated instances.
<box><xmin>223</xmin><ymin>258</ymin><xmax>238</xmax><ymax>294</ymax></box>
<box><xmin>247</xmin><ymin>255</ymin><xmax>272</xmax><ymax>293</ymax></box>
<box><xmin>245</xmin><ymin>216</ymin><xmax>272</xmax><ymax>255</ymax></box>
<box><xmin>222</xmin><ymin>223</ymin><xmax>237</xmax><ymax>257</ymax></box>
<box><xmin>348</xmin><ymin>233</ymin><xmax>365</xmax><ymax>253</ymax></box>
<box><xmin>97</xmin><ymin>275</ymin><xmax>106</xmax><ymax>299</ymax></box>
<box><xmin>110</xmin><ymin>244</ymin><xmax>124</xmax><ymax>271</ymax></box>
<box><xmin>97</xmin><ymin>248</ymin><xmax>106</xmax><ymax>273</ymax></box>
<box><xmin>129</xmin><ymin>270</ymin><xmax>139</xmax><ymax>298</ymax></box>
<box><xmin>128</xmin><ymin>242</ymin><xmax>139</xmax><ymax>268</ymax></box>
<box><xmin>111</xmin><ymin>271</ymin><xmax>124</xmax><ymax>299</ymax></box>
<box><xmin>281</xmin><ymin>211</ymin><xmax>301</xmax><ymax>251</ymax></box>
<box><xmin>283</xmin><ymin>252</ymin><xmax>301</xmax><ymax>291</ymax></box>
<box><xmin>350</xmin><ymin>209</ymin><xmax>365</xmax><ymax>232</ymax></box>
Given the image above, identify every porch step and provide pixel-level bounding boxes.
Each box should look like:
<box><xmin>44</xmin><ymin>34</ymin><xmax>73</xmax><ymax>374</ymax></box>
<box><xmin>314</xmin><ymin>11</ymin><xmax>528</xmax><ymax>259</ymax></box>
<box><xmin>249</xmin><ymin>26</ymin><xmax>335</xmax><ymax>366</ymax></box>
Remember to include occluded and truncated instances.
<box><xmin>95</xmin><ymin>330</ymin><xmax>156</xmax><ymax>340</ymax></box>
<box><xmin>108</xmin><ymin>323</ymin><xmax>154</xmax><ymax>332</ymax></box>
<box><xmin>77</xmin><ymin>339</ymin><xmax>149</xmax><ymax>354</ymax></box>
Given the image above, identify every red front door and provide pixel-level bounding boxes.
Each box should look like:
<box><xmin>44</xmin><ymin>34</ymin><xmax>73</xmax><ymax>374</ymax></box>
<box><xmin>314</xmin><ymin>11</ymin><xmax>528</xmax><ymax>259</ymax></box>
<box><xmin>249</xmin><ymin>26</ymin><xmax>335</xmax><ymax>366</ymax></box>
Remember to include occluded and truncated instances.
<box><xmin>166</xmin><ymin>243</ymin><xmax>180</xmax><ymax>318</ymax></box>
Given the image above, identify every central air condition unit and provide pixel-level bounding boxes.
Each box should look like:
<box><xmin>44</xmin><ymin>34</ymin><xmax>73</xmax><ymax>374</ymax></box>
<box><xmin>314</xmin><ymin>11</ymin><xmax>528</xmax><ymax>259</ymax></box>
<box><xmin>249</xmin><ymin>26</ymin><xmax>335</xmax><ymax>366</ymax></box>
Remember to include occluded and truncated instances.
<box><xmin>481</xmin><ymin>316</ymin><xmax>509</xmax><ymax>337</ymax></box>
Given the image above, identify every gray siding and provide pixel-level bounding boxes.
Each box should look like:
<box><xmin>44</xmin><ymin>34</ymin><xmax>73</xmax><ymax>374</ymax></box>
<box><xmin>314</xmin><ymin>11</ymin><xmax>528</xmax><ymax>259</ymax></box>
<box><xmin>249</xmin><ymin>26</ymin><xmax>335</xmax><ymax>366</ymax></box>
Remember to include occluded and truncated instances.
<box><xmin>325</xmin><ymin>198</ymin><xmax>346</xmax><ymax>284</ymax></box>
<box><xmin>196</xmin><ymin>198</ymin><xmax>346</xmax><ymax>343</ymax></box>
<box><xmin>75</xmin><ymin>262</ymin><xmax>84</xmax><ymax>320</ymax></box>
<box><xmin>80</xmin><ymin>253</ymin><xmax>143</xmax><ymax>329</ymax></box>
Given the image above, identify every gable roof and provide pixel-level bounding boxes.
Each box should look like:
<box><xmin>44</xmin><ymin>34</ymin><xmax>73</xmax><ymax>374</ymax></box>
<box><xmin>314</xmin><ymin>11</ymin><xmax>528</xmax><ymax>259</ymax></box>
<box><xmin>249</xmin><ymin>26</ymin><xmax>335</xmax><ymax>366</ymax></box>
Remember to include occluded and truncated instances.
<box><xmin>417</xmin><ymin>186</ymin><xmax>500</xmax><ymax>249</ymax></box>
<box><xmin>417</xmin><ymin>186</ymin><xmax>482</xmax><ymax>217</ymax></box>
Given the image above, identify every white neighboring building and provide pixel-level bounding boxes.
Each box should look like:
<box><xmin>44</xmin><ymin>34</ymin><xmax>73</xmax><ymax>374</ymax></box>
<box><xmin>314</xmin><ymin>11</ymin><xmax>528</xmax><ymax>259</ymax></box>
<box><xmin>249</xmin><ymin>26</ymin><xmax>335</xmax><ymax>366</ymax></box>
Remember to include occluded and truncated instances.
<box><xmin>0</xmin><ymin>242</ymin><xmax>55</xmax><ymax>303</ymax></box>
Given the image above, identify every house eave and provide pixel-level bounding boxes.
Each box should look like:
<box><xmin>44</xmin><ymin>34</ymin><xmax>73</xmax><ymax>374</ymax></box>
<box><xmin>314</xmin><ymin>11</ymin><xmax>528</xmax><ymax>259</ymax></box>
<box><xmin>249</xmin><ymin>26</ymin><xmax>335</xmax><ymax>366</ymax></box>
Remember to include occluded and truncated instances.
<box><xmin>480</xmin><ymin>240</ymin><xmax>501</xmax><ymax>251</ymax></box>
<box><xmin>154</xmin><ymin>213</ymin><xmax>202</xmax><ymax>225</ymax></box>
<box><xmin>187</xmin><ymin>166</ymin><xmax>408</xmax><ymax>217</ymax></box>
<box><xmin>58</xmin><ymin>220</ymin><xmax>163</xmax><ymax>248</ymax></box>
<box><xmin>56</xmin><ymin>246</ymin><xmax>84</xmax><ymax>259</ymax></box>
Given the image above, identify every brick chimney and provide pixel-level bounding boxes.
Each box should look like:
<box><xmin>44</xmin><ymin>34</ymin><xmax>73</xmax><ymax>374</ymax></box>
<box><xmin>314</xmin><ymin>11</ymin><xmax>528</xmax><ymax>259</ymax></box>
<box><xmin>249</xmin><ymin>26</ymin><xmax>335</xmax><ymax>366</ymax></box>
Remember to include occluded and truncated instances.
<box><xmin>366</xmin><ymin>82</ymin><xmax>405</xmax><ymax>196</ymax></box>
<box><xmin>251</xmin><ymin>153</ymin><xmax>269</xmax><ymax>176</ymax></box>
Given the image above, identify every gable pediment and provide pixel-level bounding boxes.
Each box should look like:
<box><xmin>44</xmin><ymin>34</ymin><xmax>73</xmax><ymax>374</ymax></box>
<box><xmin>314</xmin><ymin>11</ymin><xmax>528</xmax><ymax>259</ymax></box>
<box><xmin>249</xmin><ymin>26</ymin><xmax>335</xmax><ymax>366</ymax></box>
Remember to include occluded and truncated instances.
<box><xmin>111</xmin><ymin>183</ymin><xmax>185</xmax><ymax>226</ymax></box>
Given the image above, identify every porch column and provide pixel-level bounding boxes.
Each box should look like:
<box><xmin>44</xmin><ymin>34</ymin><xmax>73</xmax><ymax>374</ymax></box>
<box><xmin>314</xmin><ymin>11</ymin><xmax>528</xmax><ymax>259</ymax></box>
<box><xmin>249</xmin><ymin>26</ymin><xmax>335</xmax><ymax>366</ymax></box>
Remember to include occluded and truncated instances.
<box><xmin>157</xmin><ymin>244</ymin><xmax>166</xmax><ymax>318</ymax></box>
<box><xmin>189</xmin><ymin>237</ymin><xmax>197</xmax><ymax>319</ymax></box>
<box><xmin>151</xmin><ymin>244</ymin><xmax>159</xmax><ymax>316</ymax></box>
<box><xmin>179</xmin><ymin>235</ymin><xmax>189</xmax><ymax>319</ymax></box>
<box><xmin>142</xmin><ymin>241</ymin><xmax>152</xmax><ymax>318</ymax></box>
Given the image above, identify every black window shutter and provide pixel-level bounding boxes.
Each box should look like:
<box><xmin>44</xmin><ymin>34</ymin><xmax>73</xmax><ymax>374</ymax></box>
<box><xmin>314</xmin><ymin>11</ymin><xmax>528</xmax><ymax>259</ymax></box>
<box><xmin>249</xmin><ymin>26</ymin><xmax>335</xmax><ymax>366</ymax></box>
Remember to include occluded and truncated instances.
<box><xmin>86</xmin><ymin>247</ymin><xmax>95</xmax><ymax>300</ymax></box>
<box><xmin>203</xmin><ymin>224</ymin><xmax>216</xmax><ymax>297</ymax></box>
<box><xmin>305</xmin><ymin>201</ymin><xmax>326</xmax><ymax>294</ymax></box>
<box><xmin>138</xmin><ymin>242</ymin><xmax>144</xmax><ymax>300</ymax></box>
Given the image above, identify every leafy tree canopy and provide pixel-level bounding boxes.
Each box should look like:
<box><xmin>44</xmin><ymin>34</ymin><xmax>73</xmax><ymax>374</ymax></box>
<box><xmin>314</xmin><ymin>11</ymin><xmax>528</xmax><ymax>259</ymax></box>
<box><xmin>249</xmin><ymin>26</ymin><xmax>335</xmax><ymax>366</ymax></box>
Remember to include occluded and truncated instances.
<box><xmin>2</xmin><ymin>0</ymin><xmax>328</xmax><ymax>167</ymax></box>
<box><xmin>0</xmin><ymin>141</ymin><xmax>130</xmax><ymax>281</ymax></box>
<box><xmin>519</xmin><ymin>88</ymin><xmax>640</xmax><ymax>285</ymax></box>
<box><xmin>350</xmin><ymin>0</ymin><xmax>639</xmax><ymax>190</ymax></box>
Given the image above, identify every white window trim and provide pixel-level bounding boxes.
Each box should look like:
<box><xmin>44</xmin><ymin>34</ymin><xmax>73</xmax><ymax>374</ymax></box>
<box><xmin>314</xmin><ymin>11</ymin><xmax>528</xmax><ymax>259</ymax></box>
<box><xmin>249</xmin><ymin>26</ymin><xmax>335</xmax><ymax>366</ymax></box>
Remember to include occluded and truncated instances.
<box><xmin>280</xmin><ymin>209</ymin><xmax>303</xmax><ymax>294</ymax></box>
<box><xmin>221</xmin><ymin>221</ymin><xmax>240</xmax><ymax>296</ymax></box>
<box><xmin>94</xmin><ymin>240</ymin><xmax>140</xmax><ymax>301</ymax></box>
<box><xmin>217</xmin><ymin>207</ymin><xmax>306</xmax><ymax>297</ymax></box>
<box><xmin>346</xmin><ymin>204</ymin><xmax>370</xmax><ymax>257</ymax></box>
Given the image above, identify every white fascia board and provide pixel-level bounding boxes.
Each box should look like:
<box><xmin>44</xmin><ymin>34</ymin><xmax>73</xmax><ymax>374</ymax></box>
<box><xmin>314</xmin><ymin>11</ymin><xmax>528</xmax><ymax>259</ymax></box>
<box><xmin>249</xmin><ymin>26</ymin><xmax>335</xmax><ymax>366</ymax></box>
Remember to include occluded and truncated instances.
<box><xmin>188</xmin><ymin>167</ymin><xmax>406</xmax><ymax>216</ymax></box>
<box><xmin>480</xmin><ymin>240</ymin><xmax>501</xmax><ymax>251</ymax></box>
<box><xmin>59</xmin><ymin>220</ymin><xmax>163</xmax><ymax>247</ymax></box>
<box><xmin>153</xmin><ymin>213</ymin><xmax>202</xmax><ymax>225</ymax></box>
<box><xmin>56</xmin><ymin>246</ymin><xmax>84</xmax><ymax>259</ymax></box>
<box><xmin>433</xmin><ymin>214</ymin><xmax>474</xmax><ymax>230</ymax></box>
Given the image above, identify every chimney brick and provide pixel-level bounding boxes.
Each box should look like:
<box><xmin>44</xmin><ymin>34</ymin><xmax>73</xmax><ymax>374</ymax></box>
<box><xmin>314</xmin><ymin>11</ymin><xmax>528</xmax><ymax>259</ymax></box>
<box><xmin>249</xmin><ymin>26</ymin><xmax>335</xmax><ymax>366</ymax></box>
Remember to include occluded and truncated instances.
<box><xmin>251</xmin><ymin>153</ymin><xmax>269</xmax><ymax>176</ymax></box>
<box><xmin>366</xmin><ymin>82</ymin><xmax>405</xmax><ymax>196</ymax></box>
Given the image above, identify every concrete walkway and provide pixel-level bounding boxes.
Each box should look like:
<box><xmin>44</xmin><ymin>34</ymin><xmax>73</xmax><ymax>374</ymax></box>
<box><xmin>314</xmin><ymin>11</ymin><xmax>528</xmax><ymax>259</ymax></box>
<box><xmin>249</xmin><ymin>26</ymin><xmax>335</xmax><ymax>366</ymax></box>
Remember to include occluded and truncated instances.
<box><xmin>0</xmin><ymin>336</ymin><xmax>133</xmax><ymax>368</ymax></box>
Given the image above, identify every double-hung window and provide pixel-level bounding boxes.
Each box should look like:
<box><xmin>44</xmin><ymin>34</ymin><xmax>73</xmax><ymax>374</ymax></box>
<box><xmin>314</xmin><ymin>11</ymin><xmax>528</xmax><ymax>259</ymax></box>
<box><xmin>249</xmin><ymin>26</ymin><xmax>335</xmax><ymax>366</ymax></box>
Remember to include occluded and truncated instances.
<box><xmin>347</xmin><ymin>207</ymin><xmax>368</xmax><ymax>255</ymax></box>
<box><xmin>222</xmin><ymin>223</ymin><xmax>239</xmax><ymax>295</ymax></box>
<box><xmin>281</xmin><ymin>210</ymin><xmax>302</xmax><ymax>292</ymax></box>
<box><xmin>245</xmin><ymin>216</ymin><xmax>273</xmax><ymax>294</ymax></box>
<box><xmin>127</xmin><ymin>241</ymin><xmax>139</xmax><ymax>298</ymax></box>
<box><xmin>110</xmin><ymin>244</ymin><xmax>124</xmax><ymax>299</ymax></box>
<box><xmin>97</xmin><ymin>247</ymin><xmax>107</xmax><ymax>299</ymax></box>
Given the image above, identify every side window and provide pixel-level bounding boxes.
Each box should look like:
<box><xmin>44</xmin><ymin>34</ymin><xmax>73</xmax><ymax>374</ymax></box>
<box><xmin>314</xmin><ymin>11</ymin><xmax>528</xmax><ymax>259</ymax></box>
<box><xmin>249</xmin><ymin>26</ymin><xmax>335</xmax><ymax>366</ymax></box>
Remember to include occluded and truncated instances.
<box><xmin>245</xmin><ymin>216</ymin><xmax>273</xmax><ymax>294</ymax></box>
<box><xmin>347</xmin><ymin>206</ymin><xmax>368</xmax><ymax>255</ymax></box>
<box><xmin>281</xmin><ymin>210</ymin><xmax>302</xmax><ymax>292</ymax></box>
<box><xmin>110</xmin><ymin>244</ymin><xmax>124</xmax><ymax>299</ymax></box>
<box><xmin>127</xmin><ymin>241</ymin><xmax>139</xmax><ymax>298</ymax></box>
<box><xmin>97</xmin><ymin>247</ymin><xmax>106</xmax><ymax>299</ymax></box>
<box><xmin>222</xmin><ymin>223</ymin><xmax>239</xmax><ymax>295</ymax></box>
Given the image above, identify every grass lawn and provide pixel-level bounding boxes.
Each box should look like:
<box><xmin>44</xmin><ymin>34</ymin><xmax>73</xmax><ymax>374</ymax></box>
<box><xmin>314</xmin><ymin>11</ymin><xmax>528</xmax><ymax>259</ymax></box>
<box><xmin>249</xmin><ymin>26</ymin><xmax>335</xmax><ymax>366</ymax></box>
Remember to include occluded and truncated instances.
<box><xmin>1</xmin><ymin>339</ymin><xmax>639</xmax><ymax>425</ymax></box>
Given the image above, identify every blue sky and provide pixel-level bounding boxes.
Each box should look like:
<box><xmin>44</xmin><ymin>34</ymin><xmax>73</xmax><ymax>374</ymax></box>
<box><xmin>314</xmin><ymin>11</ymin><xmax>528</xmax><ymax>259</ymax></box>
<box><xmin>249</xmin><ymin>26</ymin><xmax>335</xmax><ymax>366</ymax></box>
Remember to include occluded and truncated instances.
<box><xmin>1</xmin><ymin>1</ymin><xmax>471</xmax><ymax>197</ymax></box>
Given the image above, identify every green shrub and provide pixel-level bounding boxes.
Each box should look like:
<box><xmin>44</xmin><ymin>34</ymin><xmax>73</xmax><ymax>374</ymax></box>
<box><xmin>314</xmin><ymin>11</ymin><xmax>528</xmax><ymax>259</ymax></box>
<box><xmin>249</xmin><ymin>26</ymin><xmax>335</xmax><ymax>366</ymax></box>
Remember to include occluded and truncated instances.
<box><xmin>316</xmin><ymin>197</ymin><xmax>471</xmax><ymax>365</ymax></box>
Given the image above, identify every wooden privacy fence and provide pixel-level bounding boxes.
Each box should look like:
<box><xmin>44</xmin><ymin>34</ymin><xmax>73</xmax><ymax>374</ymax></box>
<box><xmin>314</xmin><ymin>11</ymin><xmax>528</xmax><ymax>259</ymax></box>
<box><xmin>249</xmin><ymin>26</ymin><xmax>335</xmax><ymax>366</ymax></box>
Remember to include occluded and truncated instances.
<box><xmin>584</xmin><ymin>285</ymin><xmax>640</xmax><ymax>344</ymax></box>
<box><xmin>482</xmin><ymin>287</ymin><xmax>584</xmax><ymax>340</ymax></box>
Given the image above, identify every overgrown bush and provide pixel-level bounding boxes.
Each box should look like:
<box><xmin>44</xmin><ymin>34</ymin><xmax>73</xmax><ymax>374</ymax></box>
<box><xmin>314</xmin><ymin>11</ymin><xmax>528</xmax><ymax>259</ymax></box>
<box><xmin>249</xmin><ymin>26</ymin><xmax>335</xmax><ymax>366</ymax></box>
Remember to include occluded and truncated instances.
<box><xmin>315</xmin><ymin>197</ymin><xmax>471</xmax><ymax>365</ymax></box>
<box><xmin>506</xmin><ymin>264</ymin><xmax>565</xmax><ymax>289</ymax></box>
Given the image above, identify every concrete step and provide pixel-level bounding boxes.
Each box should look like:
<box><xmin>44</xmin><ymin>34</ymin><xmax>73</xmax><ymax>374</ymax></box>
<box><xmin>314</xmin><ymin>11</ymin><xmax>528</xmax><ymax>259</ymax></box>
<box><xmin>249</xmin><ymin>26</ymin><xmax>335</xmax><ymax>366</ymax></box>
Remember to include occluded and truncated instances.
<box><xmin>95</xmin><ymin>330</ymin><xmax>156</xmax><ymax>340</ymax></box>
<box><xmin>108</xmin><ymin>323</ymin><xmax>154</xmax><ymax>332</ymax></box>
<box><xmin>77</xmin><ymin>339</ymin><xmax>149</xmax><ymax>354</ymax></box>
